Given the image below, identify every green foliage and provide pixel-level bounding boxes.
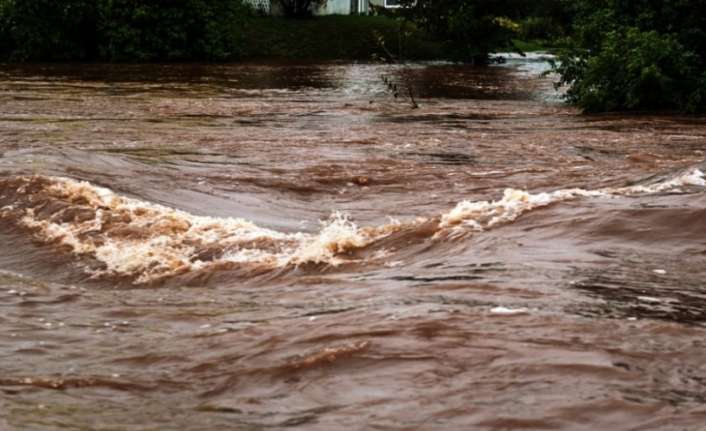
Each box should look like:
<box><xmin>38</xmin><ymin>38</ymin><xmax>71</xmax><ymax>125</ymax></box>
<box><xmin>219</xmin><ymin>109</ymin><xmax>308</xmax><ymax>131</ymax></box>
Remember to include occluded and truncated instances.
<box><xmin>0</xmin><ymin>0</ymin><xmax>575</xmax><ymax>64</ymax></box>
<box><xmin>554</xmin><ymin>0</ymin><xmax>706</xmax><ymax>112</ymax></box>
<box><xmin>0</xmin><ymin>0</ymin><xmax>100</xmax><ymax>60</ymax></box>
<box><xmin>511</xmin><ymin>39</ymin><xmax>549</xmax><ymax>53</ymax></box>
<box><xmin>0</xmin><ymin>1</ymin><xmax>11</xmax><ymax>55</ymax></box>
<box><xmin>0</xmin><ymin>1</ymin><xmax>444</xmax><ymax>62</ymax></box>
<box><xmin>519</xmin><ymin>16</ymin><xmax>559</xmax><ymax>41</ymax></box>
<box><xmin>396</xmin><ymin>0</ymin><xmax>572</xmax><ymax>63</ymax></box>
<box><xmin>399</xmin><ymin>0</ymin><xmax>521</xmax><ymax>63</ymax></box>
<box><xmin>0</xmin><ymin>0</ymin><xmax>252</xmax><ymax>61</ymax></box>
<box><xmin>99</xmin><ymin>0</ymin><xmax>251</xmax><ymax>61</ymax></box>
<box><xmin>238</xmin><ymin>15</ymin><xmax>444</xmax><ymax>60</ymax></box>
<box><xmin>517</xmin><ymin>0</ymin><xmax>573</xmax><ymax>41</ymax></box>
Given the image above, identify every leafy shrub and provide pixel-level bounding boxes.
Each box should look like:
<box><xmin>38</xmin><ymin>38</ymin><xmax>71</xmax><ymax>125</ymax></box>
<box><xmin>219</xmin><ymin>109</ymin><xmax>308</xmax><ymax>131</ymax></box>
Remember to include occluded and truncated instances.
<box><xmin>554</xmin><ymin>0</ymin><xmax>706</xmax><ymax>112</ymax></box>
<box><xmin>0</xmin><ymin>1</ymin><xmax>11</xmax><ymax>55</ymax></box>
<box><xmin>100</xmin><ymin>0</ymin><xmax>251</xmax><ymax>61</ymax></box>
<box><xmin>399</xmin><ymin>0</ymin><xmax>521</xmax><ymax>63</ymax></box>
<box><xmin>0</xmin><ymin>0</ymin><xmax>101</xmax><ymax>61</ymax></box>
<box><xmin>0</xmin><ymin>0</ymin><xmax>252</xmax><ymax>61</ymax></box>
<box><xmin>519</xmin><ymin>16</ymin><xmax>561</xmax><ymax>41</ymax></box>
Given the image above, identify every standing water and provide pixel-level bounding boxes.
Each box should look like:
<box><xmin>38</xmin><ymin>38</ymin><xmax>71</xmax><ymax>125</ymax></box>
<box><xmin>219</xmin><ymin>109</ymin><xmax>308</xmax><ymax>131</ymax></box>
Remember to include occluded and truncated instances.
<box><xmin>1</xmin><ymin>59</ymin><xmax>706</xmax><ymax>430</ymax></box>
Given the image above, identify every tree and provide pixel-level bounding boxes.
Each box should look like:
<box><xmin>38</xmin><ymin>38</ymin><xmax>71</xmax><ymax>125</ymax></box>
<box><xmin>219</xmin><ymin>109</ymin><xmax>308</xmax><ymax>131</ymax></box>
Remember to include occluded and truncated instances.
<box><xmin>517</xmin><ymin>0</ymin><xmax>573</xmax><ymax>41</ymax></box>
<box><xmin>0</xmin><ymin>0</ymin><xmax>101</xmax><ymax>61</ymax></box>
<box><xmin>398</xmin><ymin>0</ymin><xmax>526</xmax><ymax>64</ymax></box>
<box><xmin>553</xmin><ymin>0</ymin><xmax>706</xmax><ymax>112</ymax></box>
<box><xmin>0</xmin><ymin>0</ymin><xmax>251</xmax><ymax>61</ymax></box>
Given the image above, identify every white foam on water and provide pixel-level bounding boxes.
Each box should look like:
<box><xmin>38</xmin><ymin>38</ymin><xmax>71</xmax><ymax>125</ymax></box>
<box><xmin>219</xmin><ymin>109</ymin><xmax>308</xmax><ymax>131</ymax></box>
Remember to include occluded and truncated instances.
<box><xmin>5</xmin><ymin>168</ymin><xmax>704</xmax><ymax>284</ymax></box>
<box><xmin>439</xmin><ymin>169</ymin><xmax>705</xmax><ymax>232</ymax></box>
<box><xmin>10</xmin><ymin>177</ymin><xmax>394</xmax><ymax>283</ymax></box>
<box><xmin>289</xmin><ymin>212</ymin><xmax>369</xmax><ymax>266</ymax></box>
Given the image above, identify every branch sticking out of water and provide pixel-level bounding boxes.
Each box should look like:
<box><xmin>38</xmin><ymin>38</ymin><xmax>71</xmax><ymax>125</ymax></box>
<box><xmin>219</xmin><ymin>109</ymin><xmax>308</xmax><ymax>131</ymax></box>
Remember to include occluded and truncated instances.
<box><xmin>373</xmin><ymin>27</ymin><xmax>419</xmax><ymax>110</ymax></box>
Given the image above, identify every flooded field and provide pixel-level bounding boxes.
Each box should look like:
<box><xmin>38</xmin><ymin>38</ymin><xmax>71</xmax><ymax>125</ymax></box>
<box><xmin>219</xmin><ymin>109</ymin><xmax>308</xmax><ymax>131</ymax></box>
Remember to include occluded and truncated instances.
<box><xmin>1</xmin><ymin>57</ymin><xmax>706</xmax><ymax>430</ymax></box>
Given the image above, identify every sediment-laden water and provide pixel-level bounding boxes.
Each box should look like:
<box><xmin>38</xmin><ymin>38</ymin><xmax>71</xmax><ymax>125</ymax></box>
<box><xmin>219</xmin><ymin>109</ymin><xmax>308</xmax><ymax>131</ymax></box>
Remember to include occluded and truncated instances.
<box><xmin>1</xmin><ymin>58</ymin><xmax>706</xmax><ymax>430</ymax></box>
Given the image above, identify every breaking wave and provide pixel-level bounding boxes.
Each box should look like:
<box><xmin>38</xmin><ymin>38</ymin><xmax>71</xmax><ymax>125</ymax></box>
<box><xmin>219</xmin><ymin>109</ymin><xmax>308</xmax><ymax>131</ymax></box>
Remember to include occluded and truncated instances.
<box><xmin>0</xmin><ymin>169</ymin><xmax>703</xmax><ymax>284</ymax></box>
<box><xmin>439</xmin><ymin>169</ymin><xmax>705</xmax><ymax>233</ymax></box>
<box><xmin>0</xmin><ymin>176</ymin><xmax>400</xmax><ymax>283</ymax></box>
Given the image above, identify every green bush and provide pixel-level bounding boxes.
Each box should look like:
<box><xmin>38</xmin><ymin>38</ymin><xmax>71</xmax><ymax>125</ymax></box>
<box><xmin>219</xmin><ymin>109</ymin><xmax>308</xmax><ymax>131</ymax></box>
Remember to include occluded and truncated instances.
<box><xmin>399</xmin><ymin>0</ymin><xmax>520</xmax><ymax>63</ymax></box>
<box><xmin>237</xmin><ymin>15</ymin><xmax>445</xmax><ymax>60</ymax></box>
<box><xmin>554</xmin><ymin>0</ymin><xmax>706</xmax><ymax>112</ymax></box>
<box><xmin>0</xmin><ymin>0</ymin><xmax>101</xmax><ymax>60</ymax></box>
<box><xmin>399</xmin><ymin>0</ymin><xmax>574</xmax><ymax>62</ymax></box>
<box><xmin>519</xmin><ymin>16</ymin><xmax>560</xmax><ymax>41</ymax></box>
<box><xmin>559</xmin><ymin>28</ymin><xmax>702</xmax><ymax>111</ymax></box>
<box><xmin>0</xmin><ymin>1</ymin><xmax>10</xmax><ymax>55</ymax></box>
<box><xmin>99</xmin><ymin>0</ymin><xmax>250</xmax><ymax>61</ymax></box>
<box><xmin>0</xmin><ymin>0</ymin><xmax>252</xmax><ymax>61</ymax></box>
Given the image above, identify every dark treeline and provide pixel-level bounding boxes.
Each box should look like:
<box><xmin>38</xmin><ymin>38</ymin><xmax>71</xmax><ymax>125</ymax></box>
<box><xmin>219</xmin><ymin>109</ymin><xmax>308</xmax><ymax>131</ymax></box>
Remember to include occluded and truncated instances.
<box><xmin>396</xmin><ymin>0</ymin><xmax>570</xmax><ymax>63</ymax></box>
<box><xmin>0</xmin><ymin>0</ymin><xmax>445</xmax><ymax>61</ymax></box>
<box><xmin>1</xmin><ymin>0</ymin><xmax>704</xmax><ymax>112</ymax></box>
<box><xmin>0</xmin><ymin>0</ymin><xmax>250</xmax><ymax>61</ymax></box>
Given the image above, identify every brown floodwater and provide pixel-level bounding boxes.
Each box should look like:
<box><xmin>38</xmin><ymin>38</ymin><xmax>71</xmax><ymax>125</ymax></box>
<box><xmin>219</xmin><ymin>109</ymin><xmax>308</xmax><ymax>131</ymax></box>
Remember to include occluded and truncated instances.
<box><xmin>1</xmin><ymin>57</ymin><xmax>706</xmax><ymax>430</ymax></box>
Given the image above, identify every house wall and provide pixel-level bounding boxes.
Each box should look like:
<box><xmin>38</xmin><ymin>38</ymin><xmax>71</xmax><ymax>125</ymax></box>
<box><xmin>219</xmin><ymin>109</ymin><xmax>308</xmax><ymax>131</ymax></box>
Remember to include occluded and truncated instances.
<box><xmin>314</xmin><ymin>0</ymin><xmax>373</xmax><ymax>15</ymax></box>
<box><xmin>314</xmin><ymin>0</ymin><xmax>351</xmax><ymax>15</ymax></box>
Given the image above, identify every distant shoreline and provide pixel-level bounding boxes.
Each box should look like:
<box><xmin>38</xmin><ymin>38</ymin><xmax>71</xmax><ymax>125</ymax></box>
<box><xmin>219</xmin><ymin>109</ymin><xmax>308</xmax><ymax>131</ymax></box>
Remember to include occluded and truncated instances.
<box><xmin>1</xmin><ymin>12</ymin><xmax>551</xmax><ymax>64</ymax></box>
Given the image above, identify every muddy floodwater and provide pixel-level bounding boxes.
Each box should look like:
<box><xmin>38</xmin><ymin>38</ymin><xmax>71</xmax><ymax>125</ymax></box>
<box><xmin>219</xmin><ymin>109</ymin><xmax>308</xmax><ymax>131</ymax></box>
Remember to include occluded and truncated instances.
<box><xmin>1</xmin><ymin>57</ymin><xmax>706</xmax><ymax>430</ymax></box>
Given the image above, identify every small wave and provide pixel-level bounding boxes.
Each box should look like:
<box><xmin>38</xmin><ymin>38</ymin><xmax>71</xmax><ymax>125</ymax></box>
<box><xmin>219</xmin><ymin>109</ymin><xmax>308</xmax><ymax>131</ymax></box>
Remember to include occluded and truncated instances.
<box><xmin>0</xmin><ymin>169</ymin><xmax>702</xmax><ymax>284</ymax></box>
<box><xmin>439</xmin><ymin>169</ymin><xmax>704</xmax><ymax>235</ymax></box>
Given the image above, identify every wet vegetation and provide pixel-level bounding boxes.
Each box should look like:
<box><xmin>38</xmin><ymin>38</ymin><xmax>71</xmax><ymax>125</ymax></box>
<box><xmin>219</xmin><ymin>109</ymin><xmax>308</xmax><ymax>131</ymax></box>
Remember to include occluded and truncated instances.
<box><xmin>554</xmin><ymin>0</ymin><xmax>706</xmax><ymax>113</ymax></box>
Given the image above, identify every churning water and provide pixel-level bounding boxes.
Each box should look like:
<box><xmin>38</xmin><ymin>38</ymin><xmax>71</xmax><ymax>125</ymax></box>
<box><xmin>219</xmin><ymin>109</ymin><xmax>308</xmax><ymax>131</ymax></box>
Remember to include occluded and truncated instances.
<box><xmin>1</xmin><ymin>59</ymin><xmax>706</xmax><ymax>430</ymax></box>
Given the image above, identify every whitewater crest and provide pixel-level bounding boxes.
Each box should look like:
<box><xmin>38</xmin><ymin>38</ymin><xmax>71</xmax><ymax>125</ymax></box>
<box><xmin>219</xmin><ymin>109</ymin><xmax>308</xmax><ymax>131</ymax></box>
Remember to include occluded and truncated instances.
<box><xmin>0</xmin><ymin>176</ymin><xmax>399</xmax><ymax>283</ymax></box>
<box><xmin>438</xmin><ymin>169</ymin><xmax>705</xmax><ymax>234</ymax></box>
<box><xmin>0</xmin><ymin>169</ymin><xmax>703</xmax><ymax>284</ymax></box>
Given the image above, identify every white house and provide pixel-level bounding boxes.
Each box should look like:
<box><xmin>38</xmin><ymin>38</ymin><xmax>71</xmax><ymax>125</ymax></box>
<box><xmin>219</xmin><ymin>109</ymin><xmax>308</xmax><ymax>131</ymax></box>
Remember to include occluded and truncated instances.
<box><xmin>247</xmin><ymin>0</ymin><xmax>406</xmax><ymax>16</ymax></box>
